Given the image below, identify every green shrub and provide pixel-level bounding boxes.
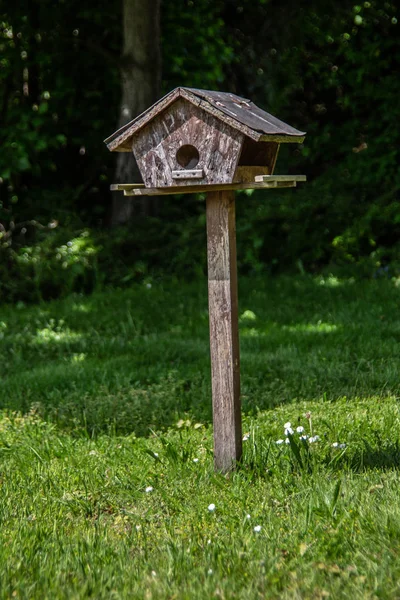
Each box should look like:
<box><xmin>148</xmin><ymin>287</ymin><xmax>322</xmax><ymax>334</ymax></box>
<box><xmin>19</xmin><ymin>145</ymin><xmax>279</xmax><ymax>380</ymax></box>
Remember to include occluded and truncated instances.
<box><xmin>0</xmin><ymin>228</ymin><xmax>100</xmax><ymax>302</ymax></box>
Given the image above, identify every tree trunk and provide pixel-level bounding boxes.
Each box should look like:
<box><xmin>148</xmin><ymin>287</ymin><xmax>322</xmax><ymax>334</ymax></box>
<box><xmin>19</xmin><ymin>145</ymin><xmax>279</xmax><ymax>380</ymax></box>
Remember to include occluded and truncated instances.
<box><xmin>111</xmin><ymin>0</ymin><xmax>161</xmax><ymax>225</ymax></box>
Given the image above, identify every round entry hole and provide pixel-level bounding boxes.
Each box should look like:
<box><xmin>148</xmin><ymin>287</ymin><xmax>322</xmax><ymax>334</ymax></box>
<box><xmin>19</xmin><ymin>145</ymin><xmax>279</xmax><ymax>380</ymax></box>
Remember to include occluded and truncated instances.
<box><xmin>176</xmin><ymin>144</ymin><xmax>200</xmax><ymax>169</ymax></box>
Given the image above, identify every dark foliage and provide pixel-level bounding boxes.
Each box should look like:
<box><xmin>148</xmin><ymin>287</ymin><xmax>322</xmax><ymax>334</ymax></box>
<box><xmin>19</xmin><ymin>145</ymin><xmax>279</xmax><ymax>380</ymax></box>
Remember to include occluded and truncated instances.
<box><xmin>1</xmin><ymin>0</ymin><xmax>399</xmax><ymax>301</ymax></box>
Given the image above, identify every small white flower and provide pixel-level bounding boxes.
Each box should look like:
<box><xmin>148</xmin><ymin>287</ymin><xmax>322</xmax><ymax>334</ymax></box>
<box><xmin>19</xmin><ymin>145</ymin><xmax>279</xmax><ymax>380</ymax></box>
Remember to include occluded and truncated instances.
<box><xmin>339</xmin><ymin>443</ymin><xmax>347</xmax><ymax>449</ymax></box>
<box><xmin>296</xmin><ymin>426</ymin><xmax>305</xmax><ymax>433</ymax></box>
<box><xmin>146</xmin><ymin>283</ymin><xmax>152</xmax><ymax>289</ymax></box>
<box><xmin>207</xmin><ymin>539</ymin><xmax>211</xmax><ymax>545</ymax></box>
<box><xmin>285</xmin><ymin>427</ymin><xmax>294</xmax><ymax>436</ymax></box>
<box><xmin>254</xmin><ymin>525</ymin><xmax>262</xmax><ymax>533</ymax></box>
<box><xmin>275</xmin><ymin>439</ymin><xmax>284</xmax><ymax>445</ymax></box>
<box><xmin>145</xmin><ymin>486</ymin><xmax>153</xmax><ymax>493</ymax></box>
<box><xmin>154</xmin><ymin>452</ymin><xmax>159</xmax><ymax>457</ymax></box>
<box><xmin>243</xmin><ymin>433</ymin><xmax>250</xmax><ymax>441</ymax></box>
<box><xmin>88</xmin><ymin>450</ymin><xmax>97</xmax><ymax>456</ymax></box>
<box><xmin>284</xmin><ymin>422</ymin><xmax>291</xmax><ymax>429</ymax></box>
<box><xmin>332</xmin><ymin>442</ymin><xmax>339</xmax><ymax>448</ymax></box>
<box><xmin>207</xmin><ymin>568</ymin><xmax>213</xmax><ymax>575</ymax></box>
<box><xmin>208</xmin><ymin>503</ymin><xmax>216</xmax><ymax>512</ymax></box>
<box><xmin>285</xmin><ymin>438</ymin><xmax>290</xmax><ymax>444</ymax></box>
<box><xmin>309</xmin><ymin>436</ymin><xmax>320</xmax><ymax>443</ymax></box>
<box><xmin>135</xmin><ymin>525</ymin><xmax>141</xmax><ymax>531</ymax></box>
<box><xmin>246</xmin><ymin>514</ymin><xmax>251</xmax><ymax>520</ymax></box>
<box><xmin>151</xmin><ymin>570</ymin><xmax>157</xmax><ymax>577</ymax></box>
<box><xmin>300</xmin><ymin>435</ymin><xmax>308</xmax><ymax>441</ymax></box>
<box><xmin>193</xmin><ymin>458</ymin><xmax>199</xmax><ymax>463</ymax></box>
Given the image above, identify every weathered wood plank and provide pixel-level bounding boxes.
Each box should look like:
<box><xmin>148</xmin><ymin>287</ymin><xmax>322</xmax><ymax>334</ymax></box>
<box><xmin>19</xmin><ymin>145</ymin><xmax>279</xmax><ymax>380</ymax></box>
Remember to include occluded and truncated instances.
<box><xmin>233</xmin><ymin>166</ymin><xmax>270</xmax><ymax>183</ymax></box>
<box><xmin>270</xmin><ymin>143</ymin><xmax>280</xmax><ymax>174</ymax></box>
<box><xmin>180</xmin><ymin>88</ymin><xmax>261</xmax><ymax>142</ymax></box>
<box><xmin>131</xmin><ymin>99</ymin><xmax>244</xmax><ymax>188</ymax></box>
<box><xmin>236</xmin><ymin>139</ymin><xmax>278</xmax><ymax>174</ymax></box>
<box><xmin>110</xmin><ymin>183</ymin><xmax>145</xmax><ymax>191</ymax></box>
<box><xmin>105</xmin><ymin>88</ymin><xmax>306</xmax><ymax>152</ymax></box>
<box><xmin>112</xmin><ymin>180</ymin><xmax>298</xmax><ymax>196</ymax></box>
<box><xmin>105</xmin><ymin>88</ymin><xmax>181</xmax><ymax>152</ymax></box>
<box><xmin>258</xmin><ymin>134</ymin><xmax>305</xmax><ymax>143</ymax></box>
<box><xmin>206</xmin><ymin>191</ymin><xmax>242</xmax><ymax>472</ymax></box>
<box><xmin>254</xmin><ymin>174</ymin><xmax>307</xmax><ymax>183</ymax></box>
<box><xmin>172</xmin><ymin>169</ymin><xmax>204</xmax><ymax>179</ymax></box>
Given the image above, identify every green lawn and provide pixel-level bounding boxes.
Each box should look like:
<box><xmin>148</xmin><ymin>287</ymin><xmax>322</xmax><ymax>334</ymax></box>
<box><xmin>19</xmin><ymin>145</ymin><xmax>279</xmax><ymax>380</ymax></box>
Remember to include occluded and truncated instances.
<box><xmin>1</xmin><ymin>275</ymin><xmax>400</xmax><ymax>598</ymax></box>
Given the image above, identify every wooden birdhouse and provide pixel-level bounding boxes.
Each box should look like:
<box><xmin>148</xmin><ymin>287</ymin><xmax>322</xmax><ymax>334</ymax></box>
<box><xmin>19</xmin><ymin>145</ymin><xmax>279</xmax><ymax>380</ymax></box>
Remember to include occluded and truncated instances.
<box><xmin>106</xmin><ymin>88</ymin><xmax>306</xmax><ymax>473</ymax></box>
<box><xmin>104</xmin><ymin>87</ymin><xmax>305</xmax><ymax>190</ymax></box>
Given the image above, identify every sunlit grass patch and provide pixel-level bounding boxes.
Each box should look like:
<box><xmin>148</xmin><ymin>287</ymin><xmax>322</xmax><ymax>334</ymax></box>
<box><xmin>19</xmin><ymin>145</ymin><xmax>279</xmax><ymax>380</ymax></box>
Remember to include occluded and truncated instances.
<box><xmin>1</xmin><ymin>275</ymin><xmax>400</xmax><ymax>597</ymax></box>
<box><xmin>1</xmin><ymin>396</ymin><xmax>400</xmax><ymax>597</ymax></box>
<box><xmin>282</xmin><ymin>321</ymin><xmax>339</xmax><ymax>334</ymax></box>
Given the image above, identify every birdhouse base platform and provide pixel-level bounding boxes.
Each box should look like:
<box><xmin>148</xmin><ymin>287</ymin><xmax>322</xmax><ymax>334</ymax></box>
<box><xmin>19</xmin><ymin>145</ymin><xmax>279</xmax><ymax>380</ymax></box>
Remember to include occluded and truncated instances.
<box><xmin>110</xmin><ymin>175</ymin><xmax>306</xmax><ymax>196</ymax></box>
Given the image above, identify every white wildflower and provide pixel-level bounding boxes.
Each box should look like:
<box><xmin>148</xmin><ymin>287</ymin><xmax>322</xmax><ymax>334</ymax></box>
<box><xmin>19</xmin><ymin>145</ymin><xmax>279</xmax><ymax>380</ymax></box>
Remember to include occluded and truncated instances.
<box><xmin>254</xmin><ymin>525</ymin><xmax>262</xmax><ymax>533</ymax></box>
<box><xmin>284</xmin><ymin>422</ymin><xmax>291</xmax><ymax>429</ymax></box>
<box><xmin>285</xmin><ymin>438</ymin><xmax>290</xmax><ymax>444</ymax></box>
<box><xmin>339</xmin><ymin>443</ymin><xmax>347</xmax><ymax>449</ymax></box>
<box><xmin>193</xmin><ymin>458</ymin><xmax>199</xmax><ymax>463</ymax></box>
<box><xmin>88</xmin><ymin>450</ymin><xmax>97</xmax><ymax>456</ymax></box>
<box><xmin>207</xmin><ymin>569</ymin><xmax>213</xmax><ymax>575</ymax></box>
<box><xmin>243</xmin><ymin>433</ymin><xmax>250</xmax><ymax>441</ymax></box>
<box><xmin>145</xmin><ymin>486</ymin><xmax>153</xmax><ymax>493</ymax></box>
<box><xmin>208</xmin><ymin>503</ymin><xmax>216</xmax><ymax>512</ymax></box>
<box><xmin>309</xmin><ymin>436</ymin><xmax>320</xmax><ymax>443</ymax></box>
<box><xmin>275</xmin><ymin>439</ymin><xmax>284</xmax><ymax>445</ymax></box>
<box><xmin>300</xmin><ymin>435</ymin><xmax>308</xmax><ymax>441</ymax></box>
<box><xmin>332</xmin><ymin>442</ymin><xmax>339</xmax><ymax>448</ymax></box>
<box><xmin>246</xmin><ymin>514</ymin><xmax>251</xmax><ymax>519</ymax></box>
<box><xmin>296</xmin><ymin>426</ymin><xmax>305</xmax><ymax>433</ymax></box>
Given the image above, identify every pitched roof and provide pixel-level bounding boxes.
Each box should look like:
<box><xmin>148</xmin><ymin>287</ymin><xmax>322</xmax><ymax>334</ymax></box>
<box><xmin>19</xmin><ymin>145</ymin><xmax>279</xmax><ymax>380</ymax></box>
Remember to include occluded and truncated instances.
<box><xmin>104</xmin><ymin>87</ymin><xmax>306</xmax><ymax>152</ymax></box>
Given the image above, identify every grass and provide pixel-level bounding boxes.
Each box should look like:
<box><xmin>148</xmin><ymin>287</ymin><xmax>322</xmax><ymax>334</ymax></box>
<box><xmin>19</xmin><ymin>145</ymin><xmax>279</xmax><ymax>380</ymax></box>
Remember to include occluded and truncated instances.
<box><xmin>1</xmin><ymin>274</ymin><xmax>400</xmax><ymax>598</ymax></box>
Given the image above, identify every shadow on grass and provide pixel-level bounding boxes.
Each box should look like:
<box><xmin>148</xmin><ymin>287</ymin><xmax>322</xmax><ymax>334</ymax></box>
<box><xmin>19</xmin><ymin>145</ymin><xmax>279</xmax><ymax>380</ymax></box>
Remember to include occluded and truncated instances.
<box><xmin>348</xmin><ymin>443</ymin><xmax>400</xmax><ymax>472</ymax></box>
<box><xmin>1</xmin><ymin>275</ymin><xmax>400</xmax><ymax>436</ymax></box>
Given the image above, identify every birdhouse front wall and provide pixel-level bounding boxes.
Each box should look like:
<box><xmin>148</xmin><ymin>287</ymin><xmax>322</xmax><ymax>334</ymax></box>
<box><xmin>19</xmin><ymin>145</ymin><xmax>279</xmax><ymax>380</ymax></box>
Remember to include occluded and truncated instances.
<box><xmin>131</xmin><ymin>99</ymin><xmax>244</xmax><ymax>188</ymax></box>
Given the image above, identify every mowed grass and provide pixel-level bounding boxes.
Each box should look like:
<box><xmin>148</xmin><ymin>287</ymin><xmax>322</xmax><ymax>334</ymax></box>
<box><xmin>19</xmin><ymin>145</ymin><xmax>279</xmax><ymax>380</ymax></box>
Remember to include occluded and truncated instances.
<box><xmin>1</xmin><ymin>275</ymin><xmax>400</xmax><ymax>598</ymax></box>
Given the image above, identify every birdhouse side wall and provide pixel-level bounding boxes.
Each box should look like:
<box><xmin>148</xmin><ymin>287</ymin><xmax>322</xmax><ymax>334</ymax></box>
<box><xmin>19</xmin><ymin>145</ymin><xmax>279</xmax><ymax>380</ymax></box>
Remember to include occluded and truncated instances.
<box><xmin>131</xmin><ymin>99</ymin><xmax>244</xmax><ymax>188</ymax></box>
<box><xmin>233</xmin><ymin>139</ymin><xmax>280</xmax><ymax>183</ymax></box>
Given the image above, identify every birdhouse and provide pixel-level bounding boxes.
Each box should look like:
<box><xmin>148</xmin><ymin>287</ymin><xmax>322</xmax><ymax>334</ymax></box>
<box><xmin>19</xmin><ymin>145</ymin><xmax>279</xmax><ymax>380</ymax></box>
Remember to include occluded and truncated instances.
<box><xmin>104</xmin><ymin>87</ymin><xmax>305</xmax><ymax>189</ymax></box>
<box><xmin>105</xmin><ymin>88</ymin><xmax>306</xmax><ymax>474</ymax></box>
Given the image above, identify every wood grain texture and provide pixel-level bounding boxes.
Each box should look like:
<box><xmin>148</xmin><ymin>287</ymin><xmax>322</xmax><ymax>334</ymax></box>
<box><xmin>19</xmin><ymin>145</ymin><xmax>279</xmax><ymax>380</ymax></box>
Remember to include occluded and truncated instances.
<box><xmin>206</xmin><ymin>191</ymin><xmax>242</xmax><ymax>472</ymax></box>
<box><xmin>237</xmin><ymin>139</ymin><xmax>278</xmax><ymax>167</ymax></box>
<box><xmin>180</xmin><ymin>89</ymin><xmax>261</xmax><ymax>142</ymax></box>
<box><xmin>111</xmin><ymin>179</ymin><xmax>298</xmax><ymax>195</ymax></box>
<box><xmin>233</xmin><ymin>166</ymin><xmax>270</xmax><ymax>183</ymax></box>
<box><xmin>105</xmin><ymin>87</ymin><xmax>306</xmax><ymax>152</ymax></box>
<box><xmin>131</xmin><ymin>99</ymin><xmax>244</xmax><ymax>188</ymax></box>
<box><xmin>171</xmin><ymin>169</ymin><xmax>204</xmax><ymax>179</ymax></box>
<box><xmin>270</xmin><ymin>143</ymin><xmax>280</xmax><ymax>174</ymax></box>
<box><xmin>259</xmin><ymin>134</ymin><xmax>305</xmax><ymax>143</ymax></box>
<box><xmin>185</xmin><ymin>88</ymin><xmax>306</xmax><ymax>139</ymax></box>
<box><xmin>105</xmin><ymin>88</ymin><xmax>181</xmax><ymax>152</ymax></box>
<box><xmin>254</xmin><ymin>174</ymin><xmax>307</xmax><ymax>183</ymax></box>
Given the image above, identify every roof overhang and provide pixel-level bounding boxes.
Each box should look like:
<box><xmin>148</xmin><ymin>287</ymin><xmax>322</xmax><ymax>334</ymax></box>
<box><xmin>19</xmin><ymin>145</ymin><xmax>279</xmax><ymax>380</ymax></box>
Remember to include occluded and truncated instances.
<box><xmin>104</xmin><ymin>87</ymin><xmax>306</xmax><ymax>152</ymax></box>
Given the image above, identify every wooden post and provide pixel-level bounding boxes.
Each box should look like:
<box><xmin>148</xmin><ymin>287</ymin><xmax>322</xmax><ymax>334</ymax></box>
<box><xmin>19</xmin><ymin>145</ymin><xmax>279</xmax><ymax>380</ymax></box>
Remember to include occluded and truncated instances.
<box><xmin>206</xmin><ymin>191</ymin><xmax>242</xmax><ymax>472</ymax></box>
